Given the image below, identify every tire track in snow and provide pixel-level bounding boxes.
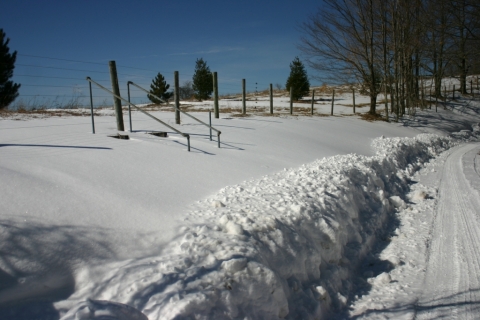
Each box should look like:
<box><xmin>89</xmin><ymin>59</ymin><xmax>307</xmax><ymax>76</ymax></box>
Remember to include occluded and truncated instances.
<box><xmin>416</xmin><ymin>143</ymin><xmax>480</xmax><ymax>319</ymax></box>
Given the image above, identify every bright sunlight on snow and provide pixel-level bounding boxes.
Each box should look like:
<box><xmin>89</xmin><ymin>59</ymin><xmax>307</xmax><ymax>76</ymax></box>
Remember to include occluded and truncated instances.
<box><xmin>1</xmin><ymin>86</ymin><xmax>480</xmax><ymax>319</ymax></box>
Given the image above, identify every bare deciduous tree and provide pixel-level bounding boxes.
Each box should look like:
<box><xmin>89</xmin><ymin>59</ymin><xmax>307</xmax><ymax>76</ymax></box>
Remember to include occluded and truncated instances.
<box><xmin>300</xmin><ymin>0</ymin><xmax>382</xmax><ymax>114</ymax></box>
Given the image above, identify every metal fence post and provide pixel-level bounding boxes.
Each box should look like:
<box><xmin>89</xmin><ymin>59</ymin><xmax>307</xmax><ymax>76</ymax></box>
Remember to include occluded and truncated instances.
<box><xmin>109</xmin><ymin>60</ymin><xmax>125</xmax><ymax>131</ymax></box>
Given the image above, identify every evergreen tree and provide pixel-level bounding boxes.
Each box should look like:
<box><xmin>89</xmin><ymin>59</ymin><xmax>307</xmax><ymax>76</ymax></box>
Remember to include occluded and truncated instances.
<box><xmin>192</xmin><ymin>58</ymin><xmax>213</xmax><ymax>101</ymax></box>
<box><xmin>285</xmin><ymin>57</ymin><xmax>310</xmax><ymax>101</ymax></box>
<box><xmin>0</xmin><ymin>29</ymin><xmax>21</xmax><ymax>109</ymax></box>
<box><xmin>148</xmin><ymin>72</ymin><xmax>173</xmax><ymax>104</ymax></box>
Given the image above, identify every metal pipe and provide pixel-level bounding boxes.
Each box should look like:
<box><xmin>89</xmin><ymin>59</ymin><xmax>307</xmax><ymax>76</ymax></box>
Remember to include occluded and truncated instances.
<box><xmin>127</xmin><ymin>81</ymin><xmax>133</xmax><ymax>132</ymax></box>
<box><xmin>128</xmin><ymin>81</ymin><xmax>221</xmax><ymax>135</ymax></box>
<box><xmin>88</xmin><ymin>80</ymin><xmax>95</xmax><ymax>134</ymax></box>
<box><xmin>86</xmin><ymin>77</ymin><xmax>189</xmax><ymax>140</ymax></box>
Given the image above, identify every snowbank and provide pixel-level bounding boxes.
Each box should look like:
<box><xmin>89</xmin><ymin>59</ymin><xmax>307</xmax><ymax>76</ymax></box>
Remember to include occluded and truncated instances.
<box><xmin>59</xmin><ymin>126</ymin><xmax>480</xmax><ymax>319</ymax></box>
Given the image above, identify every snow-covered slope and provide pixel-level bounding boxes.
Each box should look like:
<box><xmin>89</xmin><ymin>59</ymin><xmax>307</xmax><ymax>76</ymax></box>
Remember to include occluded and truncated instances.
<box><xmin>59</xmin><ymin>131</ymin><xmax>479</xmax><ymax>319</ymax></box>
<box><xmin>1</xmin><ymin>94</ymin><xmax>479</xmax><ymax>319</ymax></box>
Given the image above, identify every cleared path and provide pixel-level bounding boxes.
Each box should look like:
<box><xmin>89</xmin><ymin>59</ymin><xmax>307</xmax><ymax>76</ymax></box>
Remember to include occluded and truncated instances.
<box><xmin>416</xmin><ymin>143</ymin><xmax>480</xmax><ymax>319</ymax></box>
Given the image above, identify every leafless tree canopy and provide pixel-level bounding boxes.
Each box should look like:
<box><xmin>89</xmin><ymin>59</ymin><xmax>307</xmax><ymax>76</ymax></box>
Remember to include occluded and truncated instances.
<box><xmin>300</xmin><ymin>0</ymin><xmax>480</xmax><ymax>117</ymax></box>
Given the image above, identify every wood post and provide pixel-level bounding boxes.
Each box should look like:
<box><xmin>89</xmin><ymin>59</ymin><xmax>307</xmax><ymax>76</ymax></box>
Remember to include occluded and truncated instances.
<box><xmin>429</xmin><ymin>89</ymin><xmax>432</xmax><ymax>109</ymax></box>
<box><xmin>331</xmin><ymin>89</ymin><xmax>335</xmax><ymax>116</ymax></box>
<box><xmin>174</xmin><ymin>71</ymin><xmax>180</xmax><ymax>124</ymax></box>
<box><xmin>311</xmin><ymin>90</ymin><xmax>315</xmax><ymax>115</ymax></box>
<box><xmin>290</xmin><ymin>87</ymin><xmax>293</xmax><ymax>115</ymax></box>
<box><xmin>421</xmin><ymin>79</ymin><xmax>425</xmax><ymax>109</ymax></box>
<box><xmin>453</xmin><ymin>84</ymin><xmax>455</xmax><ymax>100</ymax></box>
<box><xmin>269</xmin><ymin>83</ymin><xmax>273</xmax><ymax>114</ymax></box>
<box><xmin>213</xmin><ymin>72</ymin><xmax>219</xmax><ymax>118</ymax></box>
<box><xmin>109</xmin><ymin>61</ymin><xmax>124</xmax><ymax>131</ymax></box>
<box><xmin>242</xmin><ymin>79</ymin><xmax>246</xmax><ymax>115</ymax></box>
<box><xmin>384</xmin><ymin>84</ymin><xmax>389</xmax><ymax>121</ymax></box>
<box><xmin>353</xmin><ymin>88</ymin><xmax>356</xmax><ymax>114</ymax></box>
<box><xmin>89</xmin><ymin>81</ymin><xmax>95</xmax><ymax>134</ymax></box>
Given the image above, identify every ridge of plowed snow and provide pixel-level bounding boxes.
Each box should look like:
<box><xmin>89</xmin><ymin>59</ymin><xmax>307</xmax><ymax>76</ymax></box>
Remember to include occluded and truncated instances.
<box><xmin>59</xmin><ymin>129</ymin><xmax>480</xmax><ymax>320</ymax></box>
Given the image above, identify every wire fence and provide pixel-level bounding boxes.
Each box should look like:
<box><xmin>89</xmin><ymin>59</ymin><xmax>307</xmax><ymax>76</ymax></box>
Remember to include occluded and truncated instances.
<box><xmin>10</xmin><ymin>53</ymin><xmax>292</xmax><ymax>111</ymax></box>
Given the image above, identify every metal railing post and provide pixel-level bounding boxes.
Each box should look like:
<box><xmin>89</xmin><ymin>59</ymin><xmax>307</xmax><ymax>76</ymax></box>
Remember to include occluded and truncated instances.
<box><xmin>88</xmin><ymin>80</ymin><xmax>95</xmax><ymax>134</ymax></box>
<box><xmin>127</xmin><ymin>81</ymin><xmax>133</xmax><ymax>132</ymax></box>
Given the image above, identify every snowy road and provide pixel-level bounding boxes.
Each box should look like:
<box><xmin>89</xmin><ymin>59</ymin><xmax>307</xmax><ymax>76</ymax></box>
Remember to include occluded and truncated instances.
<box><xmin>416</xmin><ymin>143</ymin><xmax>480</xmax><ymax>319</ymax></box>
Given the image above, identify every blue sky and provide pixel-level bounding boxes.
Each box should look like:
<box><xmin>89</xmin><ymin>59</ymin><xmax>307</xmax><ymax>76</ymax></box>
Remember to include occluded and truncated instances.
<box><xmin>1</xmin><ymin>0</ymin><xmax>323</xmax><ymax>106</ymax></box>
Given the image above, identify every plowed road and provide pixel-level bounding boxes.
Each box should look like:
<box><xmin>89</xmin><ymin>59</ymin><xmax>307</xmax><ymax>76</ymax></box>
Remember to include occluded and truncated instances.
<box><xmin>416</xmin><ymin>143</ymin><xmax>480</xmax><ymax>319</ymax></box>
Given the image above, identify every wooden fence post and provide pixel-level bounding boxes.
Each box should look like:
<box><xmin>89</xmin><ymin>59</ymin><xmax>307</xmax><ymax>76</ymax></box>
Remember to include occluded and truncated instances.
<box><xmin>385</xmin><ymin>84</ymin><xmax>389</xmax><ymax>121</ymax></box>
<box><xmin>109</xmin><ymin>60</ymin><xmax>124</xmax><ymax>131</ymax></box>
<box><xmin>353</xmin><ymin>88</ymin><xmax>356</xmax><ymax>114</ymax></box>
<box><xmin>242</xmin><ymin>79</ymin><xmax>246</xmax><ymax>115</ymax></box>
<box><xmin>331</xmin><ymin>89</ymin><xmax>335</xmax><ymax>116</ymax></box>
<box><xmin>311</xmin><ymin>90</ymin><xmax>315</xmax><ymax>115</ymax></box>
<box><xmin>213</xmin><ymin>72</ymin><xmax>219</xmax><ymax>118</ymax></box>
<box><xmin>290</xmin><ymin>87</ymin><xmax>293</xmax><ymax>115</ymax></box>
<box><xmin>429</xmin><ymin>89</ymin><xmax>432</xmax><ymax>109</ymax></box>
<box><xmin>174</xmin><ymin>71</ymin><xmax>180</xmax><ymax>124</ymax></box>
<box><xmin>269</xmin><ymin>83</ymin><xmax>273</xmax><ymax>114</ymax></box>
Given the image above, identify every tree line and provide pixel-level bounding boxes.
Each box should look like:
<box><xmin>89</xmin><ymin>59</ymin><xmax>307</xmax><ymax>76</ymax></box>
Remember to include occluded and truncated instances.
<box><xmin>300</xmin><ymin>0</ymin><xmax>480</xmax><ymax>116</ymax></box>
<box><xmin>149</xmin><ymin>56</ymin><xmax>311</xmax><ymax>104</ymax></box>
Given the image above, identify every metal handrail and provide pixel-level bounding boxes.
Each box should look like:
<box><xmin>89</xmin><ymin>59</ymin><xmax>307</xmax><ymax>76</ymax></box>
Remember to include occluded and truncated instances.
<box><xmin>86</xmin><ymin>77</ymin><xmax>190</xmax><ymax>151</ymax></box>
<box><xmin>127</xmin><ymin>81</ymin><xmax>221</xmax><ymax>148</ymax></box>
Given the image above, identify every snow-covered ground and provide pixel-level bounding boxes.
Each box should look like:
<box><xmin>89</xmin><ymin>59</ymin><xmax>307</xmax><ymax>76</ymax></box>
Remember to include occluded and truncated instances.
<box><xmin>1</xmin><ymin>89</ymin><xmax>480</xmax><ymax>319</ymax></box>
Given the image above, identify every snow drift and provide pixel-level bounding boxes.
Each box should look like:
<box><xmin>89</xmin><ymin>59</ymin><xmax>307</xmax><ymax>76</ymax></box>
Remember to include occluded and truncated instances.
<box><xmin>60</xmin><ymin>128</ymin><xmax>480</xmax><ymax>319</ymax></box>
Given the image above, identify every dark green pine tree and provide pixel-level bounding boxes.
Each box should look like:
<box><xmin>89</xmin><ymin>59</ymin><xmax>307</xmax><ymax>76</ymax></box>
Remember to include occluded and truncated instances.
<box><xmin>285</xmin><ymin>57</ymin><xmax>310</xmax><ymax>101</ymax></box>
<box><xmin>192</xmin><ymin>58</ymin><xmax>213</xmax><ymax>101</ymax></box>
<box><xmin>148</xmin><ymin>72</ymin><xmax>173</xmax><ymax>104</ymax></box>
<box><xmin>0</xmin><ymin>29</ymin><xmax>21</xmax><ymax>109</ymax></box>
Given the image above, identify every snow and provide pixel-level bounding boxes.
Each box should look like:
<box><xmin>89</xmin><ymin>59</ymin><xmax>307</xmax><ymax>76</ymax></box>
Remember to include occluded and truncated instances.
<box><xmin>1</xmin><ymin>89</ymin><xmax>480</xmax><ymax>319</ymax></box>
